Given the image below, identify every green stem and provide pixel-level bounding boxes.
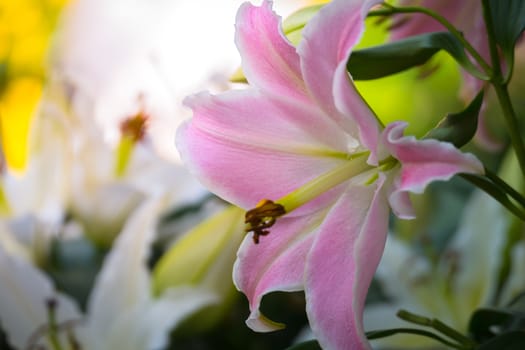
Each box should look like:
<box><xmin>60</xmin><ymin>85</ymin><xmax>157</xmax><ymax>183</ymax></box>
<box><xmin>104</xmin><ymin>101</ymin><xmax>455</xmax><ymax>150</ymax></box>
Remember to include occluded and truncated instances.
<box><xmin>366</xmin><ymin>328</ymin><xmax>465</xmax><ymax>349</ymax></box>
<box><xmin>481</xmin><ymin>0</ymin><xmax>503</xmax><ymax>82</ymax></box>
<box><xmin>461</xmin><ymin>173</ymin><xmax>525</xmax><ymax>221</ymax></box>
<box><xmin>492</xmin><ymin>83</ymin><xmax>525</xmax><ymax>176</ymax></box>
<box><xmin>46</xmin><ymin>299</ymin><xmax>64</xmax><ymax>350</ymax></box>
<box><xmin>479</xmin><ymin>0</ymin><xmax>514</xmax><ymax>84</ymax></box>
<box><xmin>485</xmin><ymin>169</ymin><xmax>525</xmax><ymax>209</ymax></box>
<box><xmin>481</xmin><ymin>0</ymin><xmax>525</xmax><ymax>176</ymax></box>
<box><xmin>397</xmin><ymin>310</ymin><xmax>476</xmax><ymax>348</ymax></box>
<box><xmin>369</xmin><ymin>3</ymin><xmax>492</xmax><ymax>75</ymax></box>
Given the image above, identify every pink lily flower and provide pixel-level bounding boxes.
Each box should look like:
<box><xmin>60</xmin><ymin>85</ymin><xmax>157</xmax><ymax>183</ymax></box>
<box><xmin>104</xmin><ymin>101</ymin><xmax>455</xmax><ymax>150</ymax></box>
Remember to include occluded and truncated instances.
<box><xmin>177</xmin><ymin>0</ymin><xmax>483</xmax><ymax>349</ymax></box>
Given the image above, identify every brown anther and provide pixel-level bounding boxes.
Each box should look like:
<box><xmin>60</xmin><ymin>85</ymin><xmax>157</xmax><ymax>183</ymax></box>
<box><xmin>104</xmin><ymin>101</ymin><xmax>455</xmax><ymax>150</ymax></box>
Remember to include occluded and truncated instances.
<box><xmin>120</xmin><ymin>110</ymin><xmax>149</xmax><ymax>142</ymax></box>
<box><xmin>245</xmin><ymin>199</ymin><xmax>286</xmax><ymax>244</ymax></box>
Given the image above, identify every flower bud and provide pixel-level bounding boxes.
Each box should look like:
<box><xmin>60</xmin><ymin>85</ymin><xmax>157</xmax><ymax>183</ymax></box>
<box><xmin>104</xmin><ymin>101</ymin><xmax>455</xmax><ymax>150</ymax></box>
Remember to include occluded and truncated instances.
<box><xmin>152</xmin><ymin>205</ymin><xmax>245</xmax><ymax>334</ymax></box>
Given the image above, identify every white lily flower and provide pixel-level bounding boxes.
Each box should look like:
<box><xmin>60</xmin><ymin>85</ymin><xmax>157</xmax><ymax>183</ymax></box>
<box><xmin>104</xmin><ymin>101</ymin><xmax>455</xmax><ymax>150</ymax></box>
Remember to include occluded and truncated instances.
<box><xmin>0</xmin><ymin>93</ymin><xmax>77</xmax><ymax>263</ymax></box>
<box><xmin>51</xmin><ymin>0</ymin><xmax>240</xmax><ymax>161</ymax></box>
<box><xmin>365</xmin><ymin>190</ymin><xmax>525</xmax><ymax>349</ymax></box>
<box><xmin>1</xmin><ymin>94</ymin><xmax>73</xmax><ymax>220</ymax></box>
<box><xmin>68</xmin><ymin>124</ymin><xmax>205</xmax><ymax>246</ymax></box>
<box><xmin>51</xmin><ymin>0</ymin><xmax>315</xmax><ymax>161</ymax></box>
<box><xmin>0</xmin><ymin>198</ymin><xmax>217</xmax><ymax>350</ymax></box>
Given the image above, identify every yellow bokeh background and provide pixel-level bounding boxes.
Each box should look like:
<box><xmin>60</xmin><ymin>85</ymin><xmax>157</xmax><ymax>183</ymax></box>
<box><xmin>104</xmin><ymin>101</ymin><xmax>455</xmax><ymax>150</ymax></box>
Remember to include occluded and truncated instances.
<box><xmin>0</xmin><ymin>0</ymin><xmax>67</xmax><ymax>172</ymax></box>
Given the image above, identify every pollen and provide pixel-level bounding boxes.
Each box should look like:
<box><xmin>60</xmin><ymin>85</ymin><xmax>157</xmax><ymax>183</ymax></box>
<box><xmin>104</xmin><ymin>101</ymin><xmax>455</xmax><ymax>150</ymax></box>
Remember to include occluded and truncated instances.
<box><xmin>245</xmin><ymin>199</ymin><xmax>286</xmax><ymax>244</ymax></box>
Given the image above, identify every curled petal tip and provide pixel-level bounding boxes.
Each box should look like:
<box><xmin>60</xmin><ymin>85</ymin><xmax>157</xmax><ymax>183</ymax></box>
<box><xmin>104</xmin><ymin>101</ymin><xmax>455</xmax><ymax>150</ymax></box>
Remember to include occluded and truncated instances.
<box><xmin>246</xmin><ymin>310</ymin><xmax>286</xmax><ymax>333</ymax></box>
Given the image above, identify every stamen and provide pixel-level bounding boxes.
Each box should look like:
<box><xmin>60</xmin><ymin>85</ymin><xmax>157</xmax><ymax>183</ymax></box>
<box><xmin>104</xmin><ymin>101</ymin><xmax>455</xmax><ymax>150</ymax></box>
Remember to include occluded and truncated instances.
<box><xmin>278</xmin><ymin>152</ymin><xmax>372</xmax><ymax>212</ymax></box>
<box><xmin>115</xmin><ymin>106</ymin><xmax>150</xmax><ymax>177</ymax></box>
<box><xmin>46</xmin><ymin>298</ymin><xmax>63</xmax><ymax>350</ymax></box>
<box><xmin>244</xmin><ymin>153</ymin><xmax>373</xmax><ymax>244</ymax></box>
<box><xmin>120</xmin><ymin>110</ymin><xmax>149</xmax><ymax>143</ymax></box>
<box><xmin>245</xmin><ymin>199</ymin><xmax>286</xmax><ymax>244</ymax></box>
<box><xmin>26</xmin><ymin>299</ymin><xmax>83</xmax><ymax>350</ymax></box>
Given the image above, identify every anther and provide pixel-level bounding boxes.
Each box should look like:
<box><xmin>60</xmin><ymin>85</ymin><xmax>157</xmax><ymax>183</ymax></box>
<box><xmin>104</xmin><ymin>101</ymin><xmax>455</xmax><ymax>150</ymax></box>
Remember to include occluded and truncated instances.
<box><xmin>245</xmin><ymin>199</ymin><xmax>286</xmax><ymax>244</ymax></box>
<box><xmin>120</xmin><ymin>110</ymin><xmax>149</xmax><ymax>142</ymax></box>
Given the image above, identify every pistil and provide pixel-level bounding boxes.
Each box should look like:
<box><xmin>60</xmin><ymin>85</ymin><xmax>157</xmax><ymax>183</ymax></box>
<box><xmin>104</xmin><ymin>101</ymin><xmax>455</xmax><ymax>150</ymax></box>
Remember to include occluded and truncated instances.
<box><xmin>245</xmin><ymin>152</ymin><xmax>375</xmax><ymax>243</ymax></box>
<box><xmin>114</xmin><ymin>110</ymin><xmax>149</xmax><ymax>177</ymax></box>
<box><xmin>278</xmin><ymin>151</ymin><xmax>373</xmax><ymax>212</ymax></box>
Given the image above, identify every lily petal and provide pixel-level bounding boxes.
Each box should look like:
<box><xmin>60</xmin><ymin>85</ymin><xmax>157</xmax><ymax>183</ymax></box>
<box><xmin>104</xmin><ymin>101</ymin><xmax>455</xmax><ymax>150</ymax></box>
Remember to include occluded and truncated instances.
<box><xmin>86</xmin><ymin>287</ymin><xmax>217</xmax><ymax>350</ymax></box>
<box><xmin>233</xmin><ymin>214</ymin><xmax>321</xmax><ymax>331</ymax></box>
<box><xmin>179</xmin><ymin>90</ymin><xmax>350</xmax><ymax>211</ymax></box>
<box><xmin>443</xmin><ymin>191</ymin><xmax>509</xmax><ymax>325</ymax></box>
<box><xmin>0</xmin><ymin>245</ymin><xmax>81</xmax><ymax>349</ymax></box>
<box><xmin>83</xmin><ymin>198</ymin><xmax>165</xmax><ymax>343</ymax></box>
<box><xmin>79</xmin><ymin>197</ymin><xmax>216</xmax><ymax>350</ymax></box>
<box><xmin>235</xmin><ymin>0</ymin><xmax>309</xmax><ymax>103</ymax></box>
<box><xmin>299</xmin><ymin>0</ymin><xmax>382</xmax><ymax>150</ymax></box>
<box><xmin>305</xmin><ymin>178</ymin><xmax>389</xmax><ymax>350</ymax></box>
<box><xmin>384</xmin><ymin>122</ymin><xmax>483</xmax><ymax>210</ymax></box>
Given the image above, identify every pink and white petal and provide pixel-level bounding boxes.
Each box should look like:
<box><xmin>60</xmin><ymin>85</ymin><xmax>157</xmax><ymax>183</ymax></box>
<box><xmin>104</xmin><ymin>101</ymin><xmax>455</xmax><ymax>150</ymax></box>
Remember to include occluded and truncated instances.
<box><xmin>384</xmin><ymin>168</ymin><xmax>416</xmax><ymax>219</ymax></box>
<box><xmin>298</xmin><ymin>0</ymin><xmax>381</xmax><ymax>134</ymax></box>
<box><xmin>333</xmin><ymin>64</ymin><xmax>382</xmax><ymax>164</ymax></box>
<box><xmin>179</xmin><ymin>90</ymin><xmax>350</xmax><ymax>210</ymax></box>
<box><xmin>305</xmin><ymin>178</ymin><xmax>390</xmax><ymax>350</ymax></box>
<box><xmin>233</xmin><ymin>213</ymin><xmax>325</xmax><ymax>332</ymax></box>
<box><xmin>235</xmin><ymin>1</ymin><xmax>310</xmax><ymax>103</ymax></box>
<box><xmin>383</xmin><ymin>121</ymin><xmax>484</xmax><ymax>198</ymax></box>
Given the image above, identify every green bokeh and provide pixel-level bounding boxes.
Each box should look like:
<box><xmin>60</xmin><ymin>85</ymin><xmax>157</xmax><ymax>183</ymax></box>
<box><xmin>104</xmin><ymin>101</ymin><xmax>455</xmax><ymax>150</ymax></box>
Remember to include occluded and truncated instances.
<box><xmin>355</xmin><ymin>18</ymin><xmax>464</xmax><ymax>137</ymax></box>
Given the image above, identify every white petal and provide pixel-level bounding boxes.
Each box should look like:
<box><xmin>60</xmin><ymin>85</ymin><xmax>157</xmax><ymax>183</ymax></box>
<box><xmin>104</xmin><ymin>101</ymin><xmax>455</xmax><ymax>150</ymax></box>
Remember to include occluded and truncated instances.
<box><xmin>84</xmin><ymin>287</ymin><xmax>217</xmax><ymax>350</ymax></box>
<box><xmin>84</xmin><ymin>197</ymin><xmax>165</xmax><ymax>341</ymax></box>
<box><xmin>0</xmin><ymin>246</ymin><xmax>81</xmax><ymax>349</ymax></box>
<box><xmin>443</xmin><ymin>191</ymin><xmax>508</xmax><ymax>321</ymax></box>
<box><xmin>498</xmin><ymin>242</ymin><xmax>525</xmax><ymax>306</ymax></box>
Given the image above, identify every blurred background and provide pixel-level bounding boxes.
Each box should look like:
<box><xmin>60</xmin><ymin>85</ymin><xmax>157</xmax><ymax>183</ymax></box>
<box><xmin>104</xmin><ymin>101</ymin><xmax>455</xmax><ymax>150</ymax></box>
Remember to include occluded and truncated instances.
<box><xmin>1</xmin><ymin>1</ymin><xmax>524</xmax><ymax>349</ymax></box>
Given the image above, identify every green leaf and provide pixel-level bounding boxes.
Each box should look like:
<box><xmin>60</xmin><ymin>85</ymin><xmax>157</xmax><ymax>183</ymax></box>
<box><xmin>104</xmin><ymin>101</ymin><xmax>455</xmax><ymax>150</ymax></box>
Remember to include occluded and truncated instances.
<box><xmin>469</xmin><ymin>307</ymin><xmax>525</xmax><ymax>346</ymax></box>
<box><xmin>285</xmin><ymin>340</ymin><xmax>322</xmax><ymax>350</ymax></box>
<box><xmin>469</xmin><ymin>308</ymin><xmax>515</xmax><ymax>342</ymax></box>
<box><xmin>425</xmin><ymin>90</ymin><xmax>484</xmax><ymax>148</ymax></box>
<box><xmin>347</xmin><ymin>32</ymin><xmax>487</xmax><ymax>80</ymax></box>
<box><xmin>487</xmin><ymin>0</ymin><xmax>525</xmax><ymax>74</ymax></box>
<box><xmin>477</xmin><ymin>331</ymin><xmax>525</xmax><ymax>350</ymax></box>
